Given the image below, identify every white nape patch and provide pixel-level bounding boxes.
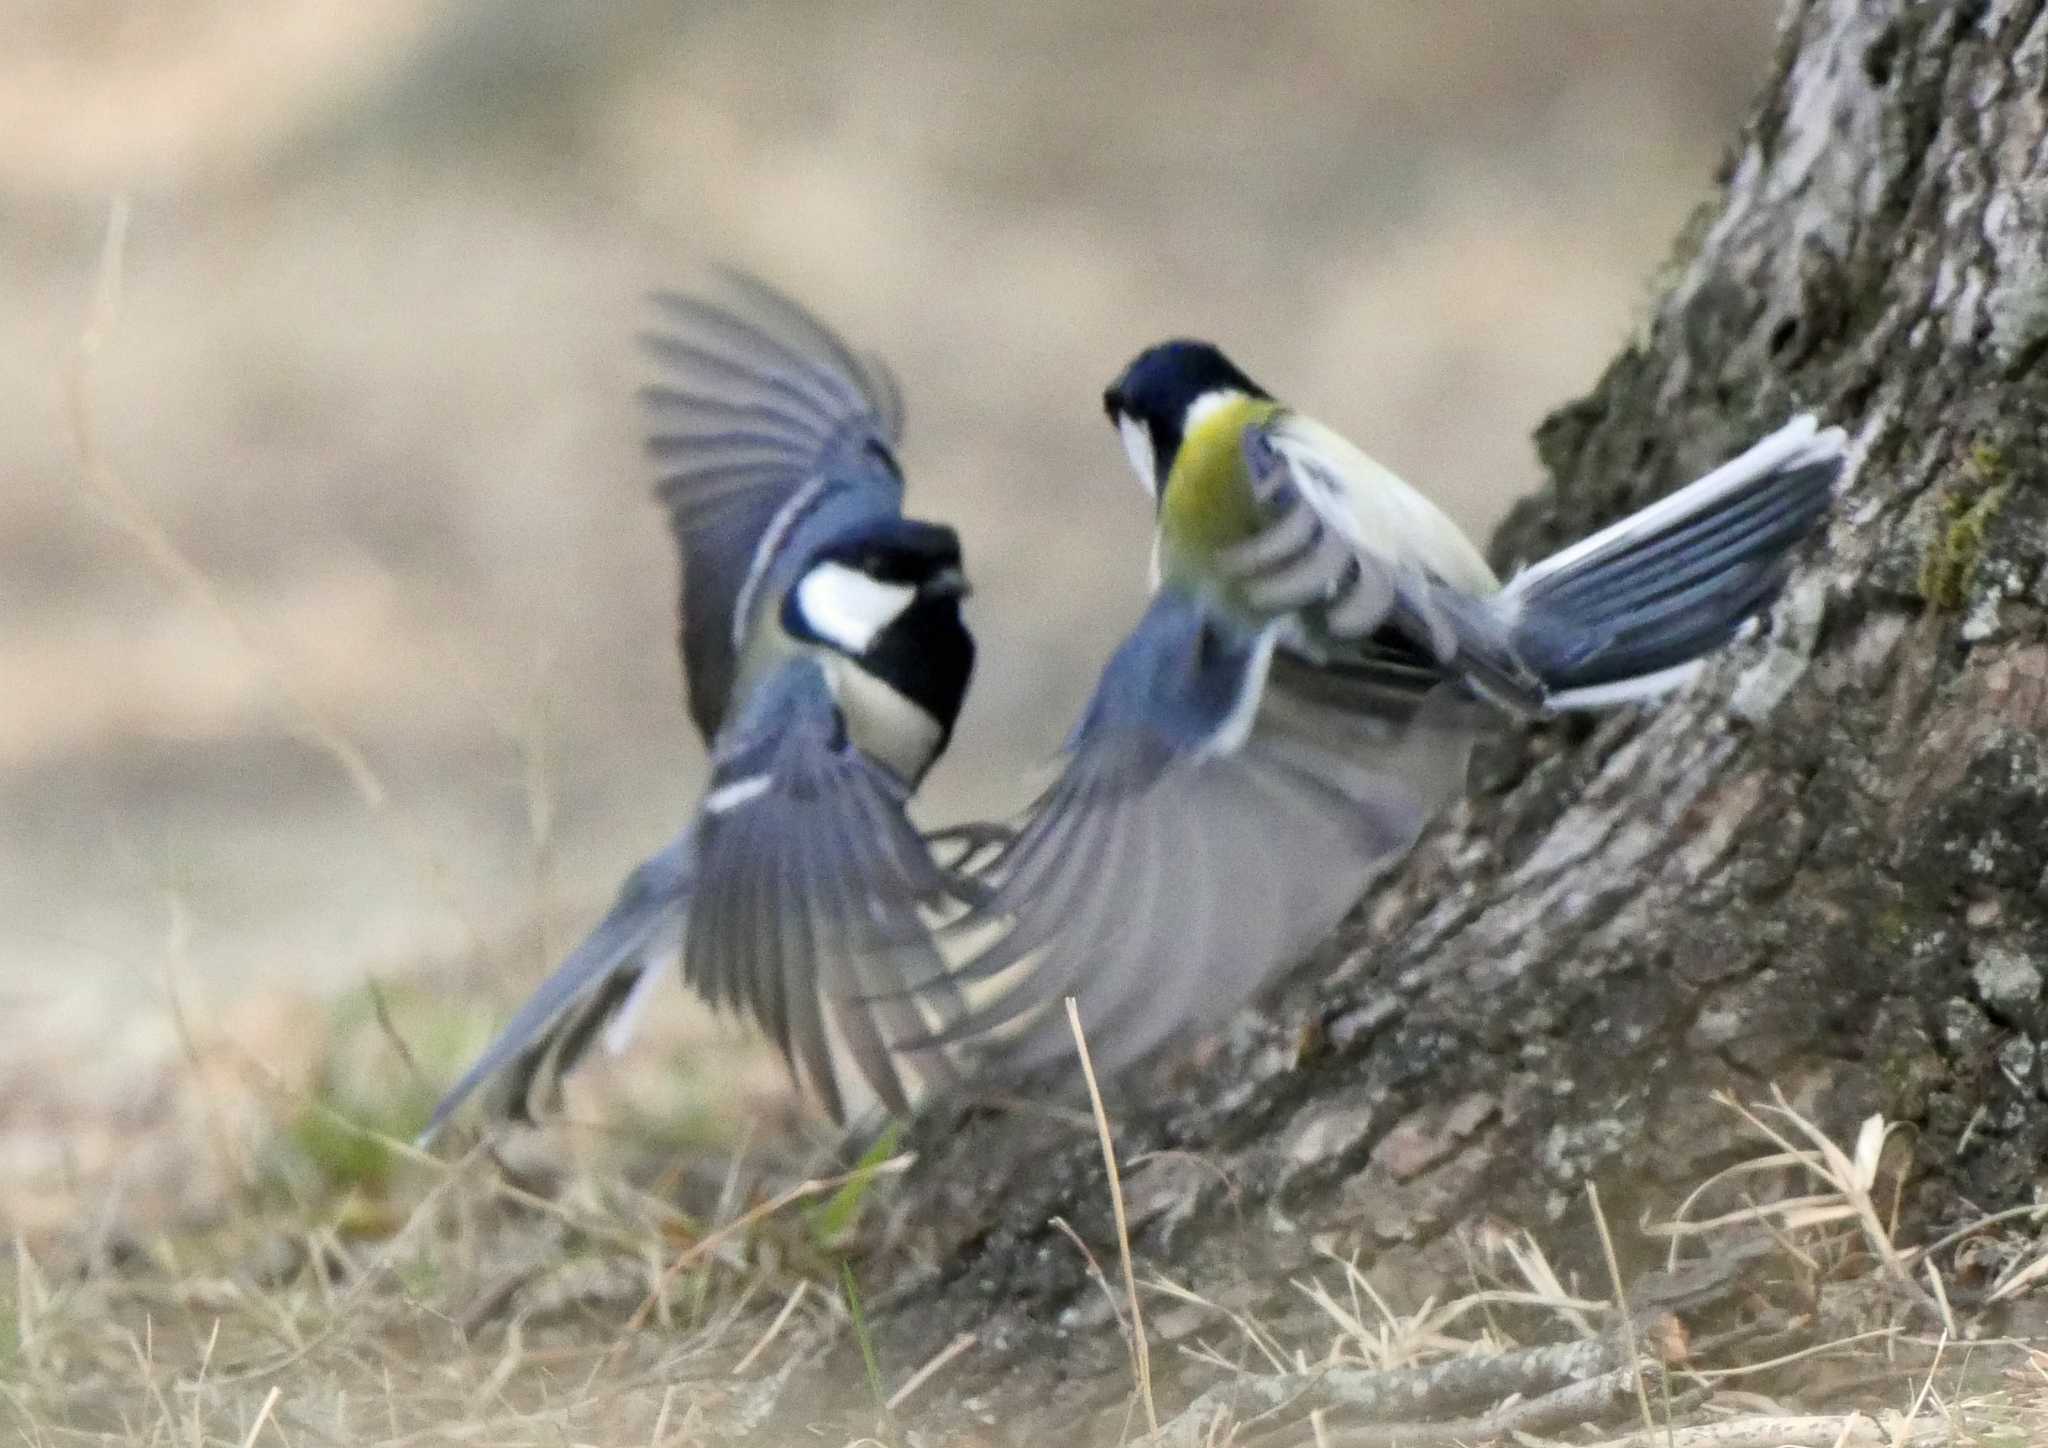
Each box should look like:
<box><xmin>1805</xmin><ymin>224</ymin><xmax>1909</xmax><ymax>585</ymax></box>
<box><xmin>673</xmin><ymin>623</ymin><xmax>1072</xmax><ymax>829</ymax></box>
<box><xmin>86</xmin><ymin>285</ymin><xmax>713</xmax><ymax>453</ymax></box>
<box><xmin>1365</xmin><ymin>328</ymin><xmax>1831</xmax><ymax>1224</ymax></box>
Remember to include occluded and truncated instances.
<box><xmin>1183</xmin><ymin>389</ymin><xmax>1239</xmax><ymax>433</ymax></box>
<box><xmin>705</xmin><ymin>773</ymin><xmax>773</xmax><ymax>813</ymax></box>
<box><xmin>1118</xmin><ymin>414</ymin><xmax>1157</xmax><ymax>497</ymax></box>
<box><xmin>797</xmin><ymin>561</ymin><xmax>916</xmax><ymax>653</ymax></box>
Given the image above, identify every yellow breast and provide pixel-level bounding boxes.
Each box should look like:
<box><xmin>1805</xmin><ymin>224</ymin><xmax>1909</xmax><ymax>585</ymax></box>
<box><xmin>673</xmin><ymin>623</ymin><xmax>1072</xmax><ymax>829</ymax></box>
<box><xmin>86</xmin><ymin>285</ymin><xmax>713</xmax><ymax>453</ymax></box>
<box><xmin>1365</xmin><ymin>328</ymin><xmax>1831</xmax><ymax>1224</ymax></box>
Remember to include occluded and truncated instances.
<box><xmin>1156</xmin><ymin>393</ymin><xmax>1281</xmax><ymax>588</ymax></box>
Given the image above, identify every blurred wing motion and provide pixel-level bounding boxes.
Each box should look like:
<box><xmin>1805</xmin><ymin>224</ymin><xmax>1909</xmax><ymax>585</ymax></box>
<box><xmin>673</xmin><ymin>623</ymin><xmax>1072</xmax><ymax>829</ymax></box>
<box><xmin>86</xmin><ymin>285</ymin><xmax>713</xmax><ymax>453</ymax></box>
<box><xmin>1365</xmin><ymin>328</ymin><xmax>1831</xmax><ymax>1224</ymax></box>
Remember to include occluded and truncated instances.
<box><xmin>928</xmin><ymin>414</ymin><xmax>1843</xmax><ymax>1083</ymax></box>
<box><xmin>418</xmin><ymin>835</ymin><xmax>693</xmax><ymax>1145</ymax></box>
<box><xmin>1229</xmin><ymin>413</ymin><xmax>1845</xmax><ymax>715</ymax></box>
<box><xmin>927</xmin><ymin>590</ymin><xmax>1474</xmax><ymax>1079</ymax></box>
<box><xmin>424</xmin><ymin>273</ymin><xmax>969</xmax><ymax>1138</ymax></box>
<box><xmin>682</xmin><ymin>659</ymin><xmax>966</xmax><ymax>1122</ymax></box>
<box><xmin>641</xmin><ymin>271</ymin><xmax>908</xmax><ymax>742</ymax></box>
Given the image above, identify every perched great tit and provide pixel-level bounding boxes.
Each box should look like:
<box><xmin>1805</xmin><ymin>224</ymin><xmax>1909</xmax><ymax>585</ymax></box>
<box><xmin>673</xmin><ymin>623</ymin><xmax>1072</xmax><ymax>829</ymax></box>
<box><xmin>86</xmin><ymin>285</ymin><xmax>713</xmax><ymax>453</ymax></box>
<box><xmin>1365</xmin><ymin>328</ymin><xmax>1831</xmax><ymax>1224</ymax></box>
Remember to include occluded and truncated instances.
<box><xmin>422</xmin><ymin>274</ymin><xmax>975</xmax><ymax>1138</ymax></box>
<box><xmin>933</xmin><ymin>339</ymin><xmax>1844</xmax><ymax>1079</ymax></box>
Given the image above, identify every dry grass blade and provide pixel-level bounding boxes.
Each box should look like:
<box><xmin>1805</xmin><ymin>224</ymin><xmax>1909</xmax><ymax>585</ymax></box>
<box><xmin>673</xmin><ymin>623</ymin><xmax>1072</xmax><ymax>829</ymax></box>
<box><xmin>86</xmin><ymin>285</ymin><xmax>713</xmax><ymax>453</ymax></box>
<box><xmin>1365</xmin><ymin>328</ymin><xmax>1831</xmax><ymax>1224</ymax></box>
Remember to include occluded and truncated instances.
<box><xmin>1148</xmin><ymin>1274</ymin><xmax>1291</xmax><ymax>1375</ymax></box>
<box><xmin>1290</xmin><ymin>1251</ymin><xmax>1601</xmax><ymax>1373</ymax></box>
<box><xmin>1897</xmin><ymin>1328</ymin><xmax>1948</xmax><ymax>1441</ymax></box>
<box><xmin>1653</xmin><ymin>1095</ymin><xmax>1926</xmax><ymax>1291</ymax></box>
<box><xmin>1657</xmin><ymin>1149</ymin><xmax>1820</xmax><ymax>1269</ymax></box>
<box><xmin>1586</xmin><ymin>1181</ymin><xmax>1657</xmax><ymax>1440</ymax></box>
<box><xmin>1732</xmin><ymin>1092</ymin><xmax>1911</xmax><ymax>1285</ymax></box>
<box><xmin>1647</xmin><ymin>1194</ymin><xmax>1861</xmax><ymax>1242</ymax></box>
<box><xmin>1680</xmin><ymin>1329</ymin><xmax>1900</xmax><ymax>1382</ymax></box>
<box><xmin>59</xmin><ymin>195</ymin><xmax>500</xmax><ymax>971</ymax></box>
<box><xmin>730</xmin><ymin>1280</ymin><xmax>808</xmax><ymax>1376</ymax></box>
<box><xmin>64</xmin><ymin>196</ymin><xmax>387</xmax><ymax>812</ymax></box>
<box><xmin>1987</xmin><ymin>1243</ymin><xmax>2048</xmax><ymax>1304</ymax></box>
<box><xmin>1052</xmin><ymin>1215</ymin><xmax>1127</xmax><ymax>1340</ymax></box>
<box><xmin>1066</xmin><ymin>997</ymin><xmax>1157</xmax><ymax>1438</ymax></box>
<box><xmin>648</xmin><ymin>1384</ymin><xmax>678</xmax><ymax>1447</ymax></box>
<box><xmin>1654</xmin><ymin>1146</ymin><xmax>1835</xmax><ymax>1261</ymax></box>
<box><xmin>885</xmin><ymin>1330</ymin><xmax>976</xmax><ymax>1413</ymax></box>
<box><xmin>214</xmin><ymin>1140</ymin><xmax>490</xmax><ymax>1384</ymax></box>
<box><xmin>123</xmin><ymin>1329</ymin><xmax>180</xmax><ymax>1436</ymax></box>
<box><xmin>1657</xmin><ymin>1092</ymin><xmax>1955</xmax><ymax>1321</ymax></box>
<box><xmin>618</xmin><ymin>1153</ymin><xmax>912</xmax><ymax>1339</ymax></box>
<box><xmin>1499</xmin><ymin>1228</ymin><xmax>1605</xmax><ymax>1339</ymax></box>
<box><xmin>1904</xmin><ymin>1202</ymin><xmax>2048</xmax><ymax>1266</ymax></box>
<box><xmin>13</xmin><ymin>1234</ymin><xmax>46</xmax><ymax>1378</ymax></box>
<box><xmin>1295</xmin><ymin>1275</ymin><xmax>1397</xmax><ymax>1370</ymax></box>
<box><xmin>1920</xmin><ymin>1260</ymin><xmax>1956</xmax><ymax>1339</ymax></box>
<box><xmin>236</xmin><ymin>1386</ymin><xmax>280</xmax><ymax>1448</ymax></box>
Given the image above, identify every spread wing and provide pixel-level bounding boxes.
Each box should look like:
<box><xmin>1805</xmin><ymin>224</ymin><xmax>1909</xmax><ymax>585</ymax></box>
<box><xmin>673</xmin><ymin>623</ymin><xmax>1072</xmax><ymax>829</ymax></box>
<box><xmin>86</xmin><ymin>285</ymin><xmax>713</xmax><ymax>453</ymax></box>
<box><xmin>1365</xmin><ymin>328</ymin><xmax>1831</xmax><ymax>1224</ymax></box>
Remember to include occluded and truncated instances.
<box><xmin>685</xmin><ymin>658</ymin><xmax>969</xmax><ymax>1120</ymax></box>
<box><xmin>927</xmin><ymin>589</ymin><xmax>1474</xmax><ymax>1081</ymax></box>
<box><xmin>418</xmin><ymin>830</ymin><xmax>694</xmax><ymax>1144</ymax></box>
<box><xmin>641</xmin><ymin>271</ymin><xmax>908</xmax><ymax>742</ymax></box>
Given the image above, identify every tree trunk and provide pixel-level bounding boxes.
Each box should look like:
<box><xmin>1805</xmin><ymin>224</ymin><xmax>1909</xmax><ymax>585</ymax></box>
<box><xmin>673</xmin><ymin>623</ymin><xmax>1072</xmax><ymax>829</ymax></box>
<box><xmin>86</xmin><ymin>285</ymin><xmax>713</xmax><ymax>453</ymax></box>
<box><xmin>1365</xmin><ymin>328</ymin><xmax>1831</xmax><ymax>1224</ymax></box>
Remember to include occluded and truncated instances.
<box><xmin>866</xmin><ymin>0</ymin><xmax>2048</xmax><ymax>1428</ymax></box>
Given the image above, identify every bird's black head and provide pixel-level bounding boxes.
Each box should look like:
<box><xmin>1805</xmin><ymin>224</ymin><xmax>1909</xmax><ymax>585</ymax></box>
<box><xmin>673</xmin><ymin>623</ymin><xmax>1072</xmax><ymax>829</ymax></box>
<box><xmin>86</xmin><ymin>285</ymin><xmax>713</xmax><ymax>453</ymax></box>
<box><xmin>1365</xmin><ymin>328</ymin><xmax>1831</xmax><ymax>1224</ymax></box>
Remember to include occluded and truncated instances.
<box><xmin>784</xmin><ymin>516</ymin><xmax>975</xmax><ymax>761</ymax></box>
<box><xmin>1101</xmin><ymin>340</ymin><xmax>1270</xmax><ymax>500</ymax></box>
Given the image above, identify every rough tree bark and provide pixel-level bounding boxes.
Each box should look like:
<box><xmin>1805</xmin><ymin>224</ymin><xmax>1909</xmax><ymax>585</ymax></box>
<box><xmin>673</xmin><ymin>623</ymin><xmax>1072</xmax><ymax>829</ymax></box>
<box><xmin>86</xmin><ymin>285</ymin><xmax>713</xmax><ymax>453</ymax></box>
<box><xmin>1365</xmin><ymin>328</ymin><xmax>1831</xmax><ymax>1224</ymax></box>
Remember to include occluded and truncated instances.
<box><xmin>854</xmin><ymin>0</ymin><xmax>2048</xmax><ymax>1431</ymax></box>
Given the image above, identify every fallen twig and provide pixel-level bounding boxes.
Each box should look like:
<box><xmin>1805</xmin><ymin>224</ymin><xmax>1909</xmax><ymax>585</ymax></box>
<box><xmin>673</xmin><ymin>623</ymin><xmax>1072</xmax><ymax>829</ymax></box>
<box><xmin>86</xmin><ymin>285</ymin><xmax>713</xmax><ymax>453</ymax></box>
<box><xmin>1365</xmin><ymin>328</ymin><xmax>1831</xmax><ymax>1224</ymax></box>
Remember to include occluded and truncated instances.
<box><xmin>1165</xmin><ymin>1332</ymin><xmax>1630</xmax><ymax>1436</ymax></box>
<box><xmin>1578</xmin><ymin>1411</ymin><xmax>1950</xmax><ymax>1447</ymax></box>
<box><xmin>1285</xmin><ymin>1359</ymin><xmax>1650</xmax><ymax>1447</ymax></box>
<box><xmin>1153</xmin><ymin>1326</ymin><xmax>1689</xmax><ymax>1448</ymax></box>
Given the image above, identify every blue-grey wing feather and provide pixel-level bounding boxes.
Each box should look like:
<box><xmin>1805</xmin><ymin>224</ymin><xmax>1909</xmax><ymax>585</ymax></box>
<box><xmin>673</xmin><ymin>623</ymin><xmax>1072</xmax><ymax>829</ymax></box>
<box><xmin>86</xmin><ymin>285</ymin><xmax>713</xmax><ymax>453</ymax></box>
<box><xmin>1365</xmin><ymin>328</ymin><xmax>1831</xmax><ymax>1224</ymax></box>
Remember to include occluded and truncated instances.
<box><xmin>930</xmin><ymin>591</ymin><xmax>1475</xmax><ymax>1079</ymax></box>
<box><xmin>416</xmin><ymin>830</ymin><xmax>694</xmax><ymax>1144</ymax></box>
<box><xmin>684</xmin><ymin>659</ymin><xmax>966</xmax><ymax>1116</ymax></box>
<box><xmin>641</xmin><ymin>273</ymin><xmax>907</xmax><ymax>743</ymax></box>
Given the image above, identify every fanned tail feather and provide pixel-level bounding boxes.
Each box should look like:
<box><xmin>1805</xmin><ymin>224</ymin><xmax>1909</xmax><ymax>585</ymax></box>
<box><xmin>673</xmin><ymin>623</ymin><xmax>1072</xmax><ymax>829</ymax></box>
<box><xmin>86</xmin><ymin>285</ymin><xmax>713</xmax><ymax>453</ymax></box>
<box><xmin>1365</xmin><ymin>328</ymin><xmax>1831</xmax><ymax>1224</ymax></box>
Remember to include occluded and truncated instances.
<box><xmin>1503</xmin><ymin>414</ymin><xmax>1845</xmax><ymax>709</ymax></box>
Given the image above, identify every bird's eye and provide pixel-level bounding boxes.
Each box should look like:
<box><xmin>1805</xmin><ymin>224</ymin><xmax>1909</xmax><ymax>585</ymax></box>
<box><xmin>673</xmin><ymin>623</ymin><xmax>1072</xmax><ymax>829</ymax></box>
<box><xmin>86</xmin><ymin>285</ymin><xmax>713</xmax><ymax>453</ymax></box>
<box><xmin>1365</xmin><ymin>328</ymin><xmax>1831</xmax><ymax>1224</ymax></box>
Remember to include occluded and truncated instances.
<box><xmin>859</xmin><ymin>550</ymin><xmax>887</xmax><ymax>575</ymax></box>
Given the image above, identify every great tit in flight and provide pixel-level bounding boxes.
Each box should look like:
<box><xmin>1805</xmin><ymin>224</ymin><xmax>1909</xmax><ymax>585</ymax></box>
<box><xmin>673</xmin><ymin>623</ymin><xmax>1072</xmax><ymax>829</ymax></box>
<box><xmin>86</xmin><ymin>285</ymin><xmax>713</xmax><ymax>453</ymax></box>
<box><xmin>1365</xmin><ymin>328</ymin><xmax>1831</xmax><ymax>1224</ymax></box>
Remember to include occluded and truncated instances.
<box><xmin>935</xmin><ymin>339</ymin><xmax>1844</xmax><ymax>1079</ymax></box>
<box><xmin>422</xmin><ymin>274</ymin><xmax>975</xmax><ymax>1138</ymax></box>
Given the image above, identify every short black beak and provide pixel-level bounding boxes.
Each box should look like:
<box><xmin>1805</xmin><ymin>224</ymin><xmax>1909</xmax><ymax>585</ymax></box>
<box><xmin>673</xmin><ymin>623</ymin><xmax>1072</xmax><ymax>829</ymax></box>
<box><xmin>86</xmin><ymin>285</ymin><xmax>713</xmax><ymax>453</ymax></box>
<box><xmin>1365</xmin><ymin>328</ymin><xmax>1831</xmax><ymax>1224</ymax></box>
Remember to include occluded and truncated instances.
<box><xmin>922</xmin><ymin>565</ymin><xmax>970</xmax><ymax>600</ymax></box>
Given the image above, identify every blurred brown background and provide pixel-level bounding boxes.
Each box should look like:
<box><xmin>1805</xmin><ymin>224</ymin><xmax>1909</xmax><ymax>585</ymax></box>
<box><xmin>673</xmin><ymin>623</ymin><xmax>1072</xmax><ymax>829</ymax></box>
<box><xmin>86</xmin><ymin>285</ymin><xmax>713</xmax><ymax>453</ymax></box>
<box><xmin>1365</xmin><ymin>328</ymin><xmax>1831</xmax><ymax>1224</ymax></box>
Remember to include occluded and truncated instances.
<box><xmin>2</xmin><ymin>2</ymin><xmax>1777</xmax><ymax>1160</ymax></box>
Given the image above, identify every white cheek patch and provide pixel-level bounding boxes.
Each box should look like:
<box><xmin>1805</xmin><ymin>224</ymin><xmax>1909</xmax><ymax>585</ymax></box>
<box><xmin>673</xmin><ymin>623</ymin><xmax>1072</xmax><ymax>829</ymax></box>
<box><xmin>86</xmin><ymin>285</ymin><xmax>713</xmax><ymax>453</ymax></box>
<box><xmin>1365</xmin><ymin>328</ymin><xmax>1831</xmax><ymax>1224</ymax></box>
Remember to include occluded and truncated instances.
<box><xmin>1118</xmin><ymin>415</ymin><xmax>1157</xmax><ymax>498</ymax></box>
<box><xmin>797</xmin><ymin>561</ymin><xmax>917</xmax><ymax>653</ymax></box>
